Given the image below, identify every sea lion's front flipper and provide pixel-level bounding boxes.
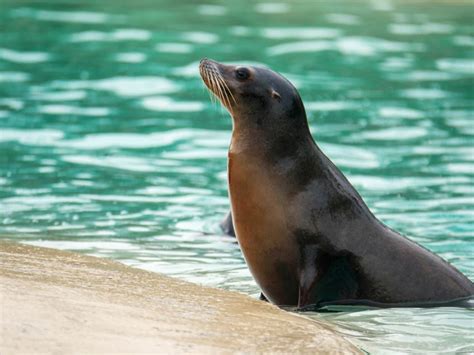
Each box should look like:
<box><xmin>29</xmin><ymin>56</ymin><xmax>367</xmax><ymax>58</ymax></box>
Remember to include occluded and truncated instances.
<box><xmin>297</xmin><ymin>246</ymin><xmax>322</xmax><ymax>308</ymax></box>
<box><xmin>220</xmin><ymin>211</ymin><xmax>235</xmax><ymax>236</ymax></box>
<box><xmin>298</xmin><ymin>269</ymin><xmax>318</xmax><ymax>308</ymax></box>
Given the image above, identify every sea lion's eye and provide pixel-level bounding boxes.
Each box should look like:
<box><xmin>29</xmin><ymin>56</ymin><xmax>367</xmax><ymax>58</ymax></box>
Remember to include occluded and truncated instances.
<box><xmin>235</xmin><ymin>67</ymin><xmax>250</xmax><ymax>81</ymax></box>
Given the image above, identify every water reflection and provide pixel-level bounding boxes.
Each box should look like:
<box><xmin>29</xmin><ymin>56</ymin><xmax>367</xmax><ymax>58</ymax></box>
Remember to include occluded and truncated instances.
<box><xmin>69</xmin><ymin>29</ymin><xmax>151</xmax><ymax>42</ymax></box>
<box><xmin>1</xmin><ymin>0</ymin><xmax>473</xmax><ymax>353</ymax></box>
<box><xmin>267</xmin><ymin>37</ymin><xmax>424</xmax><ymax>56</ymax></box>
<box><xmin>0</xmin><ymin>48</ymin><xmax>50</xmax><ymax>63</ymax></box>
<box><xmin>315</xmin><ymin>307</ymin><xmax>474</xmax><ymax>354</ymax></box>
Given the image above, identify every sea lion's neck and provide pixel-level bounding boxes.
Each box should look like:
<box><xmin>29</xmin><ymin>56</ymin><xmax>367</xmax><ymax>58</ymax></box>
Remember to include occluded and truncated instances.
<box><xmin>229</xmin><ymin>118</ymin><xmax>315</xmax><ymax>160</ymax></box>
<box><xmin>228</xmin><ymin>124</ymin><xmax>318</xmax><ymax>209</ymax></box>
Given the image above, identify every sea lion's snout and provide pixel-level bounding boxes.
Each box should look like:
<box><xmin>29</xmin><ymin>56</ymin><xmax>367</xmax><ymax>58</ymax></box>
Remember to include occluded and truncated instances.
<box><xmin>199</xmin><ymin>58</ymin><xmax>236</xmax><ymax>111</ymax></box>
<box><xmin>199</xmin><ymin>58</ymin><xmax>218</xmax><ymax>72</ymax></box>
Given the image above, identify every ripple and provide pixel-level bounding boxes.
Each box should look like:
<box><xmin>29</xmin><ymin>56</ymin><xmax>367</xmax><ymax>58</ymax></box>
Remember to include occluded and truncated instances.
<box><xmin>380</xmin><ymin>57</ymin><xmax>414</xmax><ymax>70</ymax></box>
<box><xmin>155</xmin><ymin>43</ymin><xmax>193</xmax><ymax>53</ymax></box>
<box><xmin>446</xmin><ymin>113</ymin><xmax>474</xmax><ymax>135</ymax></box>
<box><xmin>370</xmin><ymin>0</ymin><xmax>393</xmax><ymax>11</ymax></box>
<box><xmin>38</xmin><ymin>104</ymin><xmax>110</xmax><ymax>116</ymax></box>
<box><xmin>229</xmin><ymin>26</ymin><xmax>252</xmax><ymax>36</ymax></box>
<box><xmin>38</xmin><ymin>166</ymin><xmax>56</xmax><ymax>174</ymax></box>
<box><xmin>378</xmin><ymin>107</ymin><xmax>424</xmax><ymax>119</ymax></box>
<box><xmin>453</xmin><ymin>36</ymin><xmax>474</xmax><ymax>47</ymax></box>
<box><xmin>13</xmin><ymin>8</ymin><xmax>113</xmax><ymax>24</ymax></box>
<box><xmin>81</xmin><ymin>194</ymin><xmax>164</xmax><ymax>203</ymax></box>
<box><xmin>172</xmin><ymin>61</ymin><xmax>201</xmax><ymax>77</ymax></box>
<box><xmin>321</xmin><ymin>143</ymin><xmax>381</xmax><ymax>169</ymax></box>
<box><xmin>255</xmin><ymin>3</ymin><xmax>290</xmax><ymax>14</ymax></box>
<box><xmin>47</xmin><ymin>223</ymin><xmax>87</xmax><ymax>231</ymax></box>
<box><xmin>0</xmin><ymin>71</ymin><xmax>30</xmax><ymax>82</ymax></box>
<box><xmin>62</xmin><ymin>155</ymin><xmax>156</xmax><ymax>172</ymax></box>
<box><xmin>114</xmin><ymin>52</ymin><xmax>146</xmax><ymax>63</ymax></box>
<box><xmin>375</xmin><ymin>197</ymin><xmax>474</xmax><ymax>210</ymax></box>
<box><xmin>197</xmin><ymin>5</ymin><xmax>227</xmax><ymax>16</ymax></box>
<box><xmin>0</xmin><ymin>98</ymin><xmax>24</xmax><ymax>110</ymax></box>
<box><xmin>27</xmin><ymin>240</ymin><xmax>138</xmax><ymax>252</ymax></box>
<box><xmin>2</xmin><ymin>128</ymin><xmax>223</xmax><ymax>151</ymax></box>
<box><xmin>0</xmin><ymin>128</ymin><xmax>64</xmax><ymax>144</ymax></box>
<box><xmin>261</xmin><ymin>27</ymin><xmax>341</xmax><ymax>39</ymax></box>
<box><xmin>55</xmin><ymin>77</ymin><xmax>179</xmax><ymax>97</ymax></box>
<box><xmin>389</xmin><ymin>23</ymin><xmax>454</xmax><ymax>35</ymax></box>
<box><xmin>318</xmin><ymin>308</ymin><xmax>474</xmax><ymax>354</ymax></box>
<box><xmin>31</xmin><ymin>90</ymin><xmax>86</xmax><ymax>101</ymax></box>
<box><xmin>389</xmin><ymin>70</ymin><xmax>459</xmax><ymax>82</ymax></box>
<box><xmin>436</xmin><ymin>58</ymin><xmax>474</xmax><ymax>74</ymax></box>
<box><xmin>326</xmin><ymin>13</ymin><xmax>360</xmax><ymax>25</ymax></box>
<box><xmin>445</xmin><ymin>163</ymin><xmax>474</xmax><ymax>175</ymax></box>
<box><xmin>360</xmin><ymin>127</ymin><xmax>428</xmax><ymax>140</ymax></box>
<box><xmin>413</xmin><ymin>145</ymin><xmax>473</xmax><ymax>157</ymax></box>
<box><xmin>267</xmin><ymin>37</ymin><xmax>423</xmax><ymax>56</ymax></box>
<box><xmin>267</xmin><ymin>40</ymin><xmax>333</xmax><ymax>56</ymax></box>
<box><xmin>57</xmin><ymin>130</ymin><xmax>199</xmax><ymax>150</ymax></box>
<box><xmin>181</xmin><ymin>32</ymin><xmax>218</xmax><ymax>44</ymax></box>
<box><xmin>70</xmin><ymin>29</ymin><xmax>151</xmax><ymax>42</ymax></box>
<box><xmin>0</xmin><ymin>48</ymin><xmax>50</xmax><ymax>63</ymax></box>
<box><xmin>3</xmin><ymin>227</ymin><xmax>41</xmax><ymax>233</ymax></box>
<box><xmin>136</xmin><ymin>186</ymin><xmax>177</xmax><ymax>195</ymax></box>
<box><xmin>162</xmin><ymin>148</ymin><xmax>227</xmax><ymax>159</ymax></box>
<box><xmin>1</xmin><ymin>196</ymin><xmax>92</xmax><ymax>213</ymax></box>
<box><xmin>305</xmin><ymin>101</ymin><xmax>360</xmax><ymax>112</ymax></box>
<box><xmin>142</xmin><ymin>96</ymin><xmax>205</xmax><ymax>112</ymax></box>
<box><xmin>402</xmin><ymin>88</ymin><xmax>451</xmax><ymax>100</ymax></box>
<box><xmin>338</xmin><ymin>37</ymin><xmax>423</xmax><ymax>56</ymax></box>
<box><xmin>348</xmin><ymin>175</ymin><xmax>450</xmax><ymax>192</ymax></box>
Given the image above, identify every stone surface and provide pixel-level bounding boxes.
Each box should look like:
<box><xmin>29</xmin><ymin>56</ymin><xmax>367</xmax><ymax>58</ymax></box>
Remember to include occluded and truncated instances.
<box><xmin>0</xmin><ymin>241</ymin><xmax>361</xmax><ymax>354</ymax></box>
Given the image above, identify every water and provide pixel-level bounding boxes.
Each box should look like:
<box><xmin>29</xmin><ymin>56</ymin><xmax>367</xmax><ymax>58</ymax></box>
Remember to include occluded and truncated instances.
<box><xmin>1</xmin><ymin>0</ymin><xmax>473</xmax><ymax>352</ymax></box>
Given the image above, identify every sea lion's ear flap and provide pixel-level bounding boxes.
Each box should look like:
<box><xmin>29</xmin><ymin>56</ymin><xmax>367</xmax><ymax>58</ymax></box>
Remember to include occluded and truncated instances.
<box><xmin>271</xmin><ymin>89</ymin><xmax>281</xmax><ymax>102</ymax></box>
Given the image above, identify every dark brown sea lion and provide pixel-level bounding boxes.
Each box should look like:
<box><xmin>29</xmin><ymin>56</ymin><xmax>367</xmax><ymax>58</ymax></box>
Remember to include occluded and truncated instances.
<box><xmin>200</xmin><ymin>58</ymin><xmax>474</xmax><ymax>309</ymax></box>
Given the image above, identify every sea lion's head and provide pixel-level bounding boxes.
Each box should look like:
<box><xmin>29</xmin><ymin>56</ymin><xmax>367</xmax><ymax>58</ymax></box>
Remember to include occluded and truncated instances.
<box><xmin>199</xmin><ymin>59</ymin><xmax>308</xmax><ymax>136</ymax></box>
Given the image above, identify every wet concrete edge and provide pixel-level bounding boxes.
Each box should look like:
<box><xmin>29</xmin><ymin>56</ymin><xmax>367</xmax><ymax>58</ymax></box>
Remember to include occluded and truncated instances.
<box><xmin>0</xmin><ymin>240</ymin><xmax>362</xmax><ymax>354</ymax></box>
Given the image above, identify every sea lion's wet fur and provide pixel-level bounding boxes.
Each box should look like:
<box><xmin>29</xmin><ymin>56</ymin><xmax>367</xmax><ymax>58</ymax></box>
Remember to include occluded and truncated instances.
<box><xmin>200</xmin><ymin>59</ymin><xmax>474</xmax><ymax>309</ymax></box>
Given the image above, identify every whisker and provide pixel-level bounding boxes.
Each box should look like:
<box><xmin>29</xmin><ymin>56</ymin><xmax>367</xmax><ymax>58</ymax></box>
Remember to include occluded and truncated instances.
<box><xmin>215</xmin><ymin>75</ymin><xmax>226</xmax><ymax>105</ymax></box>
<box><xmin>219</xmin><ymin>75</ymin><xmax>236</xmax><ymax>105</ymax></box>
<box><xmin>200</xmin><ymin>63</ymin><xmax>234</xmax><ymax>115</ymax></box>
<box><xmin>217</xmin><ymin>75</ymin><xmax>232</xmax><ymax>113</ymax></box>
<box><xmin>213</xmin><ymin>70</ymin><xmax>229</xmax><ymax>106</ymax></box>
<box><xmin>202</xmin><ymin>70</ymin><xmax>217</xmax><ymax>106</ymax></box>
<box><xmin>213</xmin><ymin>73</ymin><xmax>228</xmax><ymax>113</ymax></box>
<box><xmin>211</xmin><ymin>71</ymin><xmax>226</xmax><ymax>108</ymax></box>
<box><xmin>208</xmin><ymin>72</ymin><xmax>218</xmax><ymax>105</ymax></box>
<box><xmin>210</xmin><ymin>73</ymin><xmax>220</xmax><ymax>102</ymax></box>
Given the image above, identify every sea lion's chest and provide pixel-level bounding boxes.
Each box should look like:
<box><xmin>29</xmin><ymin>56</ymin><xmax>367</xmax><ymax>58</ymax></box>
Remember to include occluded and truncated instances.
<box><xmin>228</xmin><ymin>152</ymin><xmax>299</xmax><ymax>304</ymax></box>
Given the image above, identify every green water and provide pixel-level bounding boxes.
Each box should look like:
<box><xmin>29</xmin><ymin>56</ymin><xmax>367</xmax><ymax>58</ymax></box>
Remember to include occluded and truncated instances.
<box><xmin>1</xmin><ymin>0</ymin><xmax>473</xmax><ymax>352</ymax></box>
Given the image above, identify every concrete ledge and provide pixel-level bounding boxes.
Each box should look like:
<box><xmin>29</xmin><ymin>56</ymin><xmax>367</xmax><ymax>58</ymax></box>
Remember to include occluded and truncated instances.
<box><xmin>0</xmin><ymin>241</ymin><xmax>360</xmax><ymax>354</ymax></box>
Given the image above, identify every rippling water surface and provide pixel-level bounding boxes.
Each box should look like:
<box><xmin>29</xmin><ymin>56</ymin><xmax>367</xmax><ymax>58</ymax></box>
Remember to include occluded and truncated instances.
<box><xmin>1</xmin><ymin>0</ymin><xmax>473</xmax><ymax>353</ymax></box>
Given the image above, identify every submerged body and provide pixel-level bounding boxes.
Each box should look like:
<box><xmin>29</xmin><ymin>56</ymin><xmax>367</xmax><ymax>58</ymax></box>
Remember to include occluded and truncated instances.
<box><xmin>200</xmin><ymin>58</ymin><xmax>474</xmax><ymax>309</ymax></box>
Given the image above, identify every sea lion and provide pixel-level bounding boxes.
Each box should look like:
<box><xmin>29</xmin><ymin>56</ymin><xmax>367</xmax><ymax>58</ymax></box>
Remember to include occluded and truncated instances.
<box><xmin>200</xmin><ymin>58</ymin><xmax>474</xmax><ymax>309</ymax></box>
